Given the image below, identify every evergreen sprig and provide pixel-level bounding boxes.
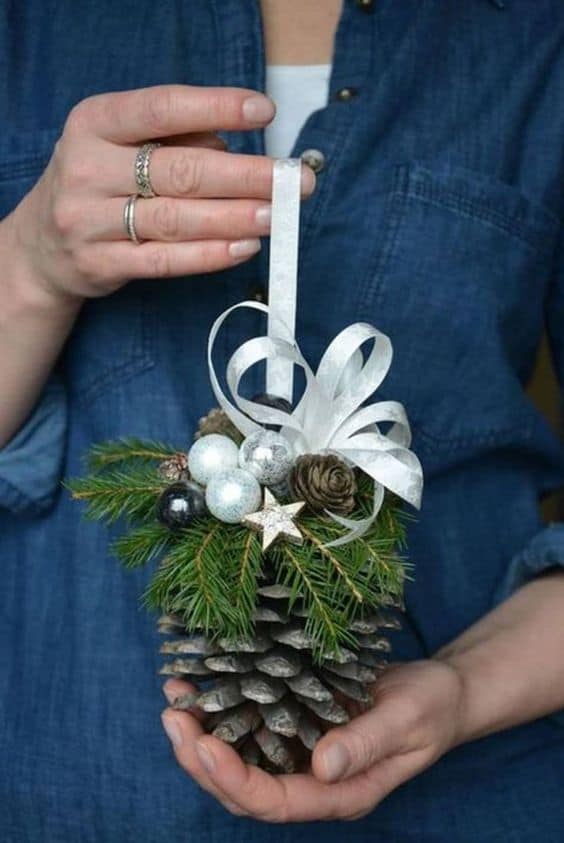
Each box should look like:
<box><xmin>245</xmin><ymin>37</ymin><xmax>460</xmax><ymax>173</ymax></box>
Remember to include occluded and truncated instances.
<box><xmin>69</xmin><ymin>437</ymin><xmax>411</xmax><ymax>659</ymax></box>
<box><xmin>143</xmin><ymin>519</ymin><xmax>263</xmax><ymax>640</ymax></box>
<box><xmin>269</xmin><ymin>490</ymin><xmax>407</xmax><ymax>659</ymax></box>
<box><xmin>66</xmin><ymin>465</ymin><xmax>167</xmax><ymax>524</ymax></box>
<box><xmin>111</xmin><ymin>522</ymin><xmax>174</xmax><ymax>569</ymax></box>
<box><xmin>86</xmin><ymin>437</ymin><xmax>178</xmax><ymax>472</ymax></box>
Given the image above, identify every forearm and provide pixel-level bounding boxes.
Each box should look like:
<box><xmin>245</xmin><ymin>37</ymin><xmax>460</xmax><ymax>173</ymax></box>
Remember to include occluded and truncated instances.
<box><xmin>435</xmin><ymin>570</ymin><xmax>564</xmax><ymax>745</ymax></box>
<box><xmin>0</xmin><ymin>211</ymin><xmax>81</xmax><ymax>447</ymax></box>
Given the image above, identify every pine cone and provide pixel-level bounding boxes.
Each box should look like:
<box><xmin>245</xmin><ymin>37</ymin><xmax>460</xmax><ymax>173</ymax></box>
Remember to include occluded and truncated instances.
<box><xmin>195</xmin><ymin>408</ymin><xmax>244</xmax><ymax>445</ymax></box>
<box><xmin>158</xmin><ymin>580</ymin><xmax>400</xmax><ymax>773</ymax></box>
<box><xmin>158</xmin><ymin>453</ymin><xmax>189</xmax><ymax>483</ymax></box>
<box><xmin>290</xmin><ymin>454</ymin><xmax>357</xmax><ymax>515</ymax></box>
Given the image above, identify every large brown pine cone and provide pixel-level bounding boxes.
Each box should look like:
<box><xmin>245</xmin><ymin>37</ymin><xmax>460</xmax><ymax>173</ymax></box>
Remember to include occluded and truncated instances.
<box><xmin>159</xmin><ymin>580</ymin><xmax>400</xmax><ymax>773</ymax></box>
<box><xmin>290</xmin><ymin>454</ymin><xmax>357</xmax><ymax>515</ymax></box>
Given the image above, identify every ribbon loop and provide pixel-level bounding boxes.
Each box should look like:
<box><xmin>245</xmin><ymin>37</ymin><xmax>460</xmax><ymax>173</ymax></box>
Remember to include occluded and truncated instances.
<box><xmin>207</xmin><ymin>301</ymin><xmax>423</xmax><ymax>544</ymax></box>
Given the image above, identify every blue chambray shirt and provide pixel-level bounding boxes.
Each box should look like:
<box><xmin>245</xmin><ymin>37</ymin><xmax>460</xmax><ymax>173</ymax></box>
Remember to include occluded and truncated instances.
<box><xmin>2</xmin><ymin>2</ymin><xmax>564</xmax><ymax>841</ymax></box>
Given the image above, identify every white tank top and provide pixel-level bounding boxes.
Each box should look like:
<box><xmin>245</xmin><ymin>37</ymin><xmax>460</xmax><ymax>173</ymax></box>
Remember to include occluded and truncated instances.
<box><xmin>264</xmin><ymin>64</ymin><xmax>331</xmax><ymax>158</ymax></box>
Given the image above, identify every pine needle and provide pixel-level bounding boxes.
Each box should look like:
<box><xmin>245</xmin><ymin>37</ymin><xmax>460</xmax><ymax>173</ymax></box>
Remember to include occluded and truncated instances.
<box><xmin>66</xmin><ymin>466</ymin><xmax>166</xmax><ymax>524</ymax></box>
<box><xmin>143</xmin><ymin>520</ymin><xmax>262</xmax><ymax>640</ymax></box>
<box><xmin>111</xmin><ymin>522</ymin><xmax>173</xmax><ymax>568</ymax></box>
<box><xmin>87</xmin><ymin>437</ymin><xmax>178</xmax><ymax>471</ymax></box>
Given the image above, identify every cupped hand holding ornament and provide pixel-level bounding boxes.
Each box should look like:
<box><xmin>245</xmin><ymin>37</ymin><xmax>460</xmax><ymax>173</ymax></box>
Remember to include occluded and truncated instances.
<box><xmin>161</xmin><ymin>659</ymin><xmax>466</xmax><ymax>822</ymax></box>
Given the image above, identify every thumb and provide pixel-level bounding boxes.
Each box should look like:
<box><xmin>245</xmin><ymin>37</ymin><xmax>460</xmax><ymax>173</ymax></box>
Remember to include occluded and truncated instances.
<box><xmin>312</xmin><ymin>694</ymin><xmax>416</xmax><ymax>783</ymax></box>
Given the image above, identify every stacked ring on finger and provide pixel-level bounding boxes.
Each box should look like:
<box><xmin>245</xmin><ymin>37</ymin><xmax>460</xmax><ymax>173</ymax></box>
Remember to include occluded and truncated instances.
<box><xmin>124</xmin><ymin>141</ymin><xmax>162</xmax><ymax>244</ymax></box>
<box><xmin>135</xmin><ymin>141</ymin><xmax>162</xmax><ymax>198</ymax></box>
<box><xmin>123</xmin><ymin>194</ymin><xmax>142</xmax><ymax>244</ymax></box>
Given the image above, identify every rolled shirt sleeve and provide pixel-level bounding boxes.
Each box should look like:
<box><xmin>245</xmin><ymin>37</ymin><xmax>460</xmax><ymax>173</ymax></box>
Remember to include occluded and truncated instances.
<box><xmin>495</xmin><ymin>523</ymin><xmax>564</xmax><ymax>600</ymax></box>
<box><xmin>0</xmin><ymin>376</ymin><xmax>67</xmax><ymax>514</ymax></box>
<box><xmin>496</xmin><ymin>230</ymin><xmax>564</xmax><ymax>601</ymax></box>
<box><xmin>494</xmin><ymin>231</ymin><xmax>564</xmax><ymax>729</ymax></box>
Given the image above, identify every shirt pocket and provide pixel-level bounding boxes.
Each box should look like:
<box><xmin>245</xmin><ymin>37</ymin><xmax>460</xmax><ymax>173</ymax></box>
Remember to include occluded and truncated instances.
<box><xmin>0</xmin><ymin>129</ymin><xmax>155</xmax><ymax>405</ymax></box>
<box><xmin>355</xmin><ymin>163</ymin><xmax>560</xmax><ymax>453</ymax></box>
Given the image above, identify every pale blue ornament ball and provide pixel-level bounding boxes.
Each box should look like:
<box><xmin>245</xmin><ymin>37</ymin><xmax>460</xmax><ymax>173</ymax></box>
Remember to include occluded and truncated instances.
<box><xmin>238</xmin><ymin>430</ymin><xmax>294</xmax><ymax>486</ymax></box>
<box><xmin>188</xmin><ymin>434</ymin><xmax>239</xmax><ymax>486</ymax></box>
<box><xmin>205</xmin><ymin>469</ymin><xmax>262</xmax><ymax>524</ymax></box>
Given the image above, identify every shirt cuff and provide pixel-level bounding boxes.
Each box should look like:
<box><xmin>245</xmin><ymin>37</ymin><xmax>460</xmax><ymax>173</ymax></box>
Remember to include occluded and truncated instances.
<box><xmin>0</xmin><ymin>377</ymin><xmax>67</xmax><ymax>514</ymax></box>
<box><xmin>495</xmin><ymin>523</ymin><xmax>564</xmax><ymax>602</ymax></box>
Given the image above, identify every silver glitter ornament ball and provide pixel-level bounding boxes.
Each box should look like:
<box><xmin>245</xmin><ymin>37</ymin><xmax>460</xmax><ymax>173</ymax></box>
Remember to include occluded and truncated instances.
<box><xmin>188</xmin><ymin>434</ymin><xmax>239</xmax><ymax>486</ymax></box>
<box><xmin>205</xmin><ymin>469</ymin><xmax>262</xmax><ymax>524</ymax></box>
<box><xmin>238</xmin><ymin>430</ymin><xmax>294</xmax><ymax>486</ymax></box>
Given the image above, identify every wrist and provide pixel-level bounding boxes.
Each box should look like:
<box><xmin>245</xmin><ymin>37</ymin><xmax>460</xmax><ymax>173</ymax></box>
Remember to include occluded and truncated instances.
<box><xmin>433</xmin><ymin>652</ymin><xmax>479</xmax><ymax>748</ymax></box>
<box><xmin>1</xmin><ymin>210</ymin><xmax>82</xmax><ymax>321</ymax></box>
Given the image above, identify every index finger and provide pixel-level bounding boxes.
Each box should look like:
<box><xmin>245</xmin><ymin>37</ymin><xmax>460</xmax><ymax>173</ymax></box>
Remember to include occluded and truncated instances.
<box><xmin>80</xmin><ymin>84</ymin><xmax>275</xmax><ymax>143</ymax></box>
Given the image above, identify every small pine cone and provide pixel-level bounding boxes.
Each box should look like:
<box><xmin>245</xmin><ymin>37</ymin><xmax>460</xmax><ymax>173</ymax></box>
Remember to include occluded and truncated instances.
<box><xmin>158</xmin><ymin>453</ymin><xmax>189</xmax><ymax>483</ymax></box>
<box><xmin>290</xmin><ymin>454</ymin><xmax>357</xmax><ymax>515</ymax></box>
<box><xmin>195</xmin><ymin>407</ymin><xmax>244</xmax><ymax>445</ymax></box>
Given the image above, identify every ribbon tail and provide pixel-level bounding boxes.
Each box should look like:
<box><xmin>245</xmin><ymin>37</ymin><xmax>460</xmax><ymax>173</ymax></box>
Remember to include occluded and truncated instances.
<box><xmin>323</xmin><ymin>482</ymin><xmax>385</xmax><ymax>548</ymax></box>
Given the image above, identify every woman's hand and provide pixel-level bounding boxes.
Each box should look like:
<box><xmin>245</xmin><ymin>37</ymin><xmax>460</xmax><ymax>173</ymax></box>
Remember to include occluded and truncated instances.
<box><xmin>161</xmin><ymin>660</ymin><xmax>464</xmax><ymax>822</ymax></box>
<box><xmin>0</xmin><ymin>83</ymin><xmax>314</xmax><ymax>444</ymax></box>
<box><xmin>8</xmin><ymin>83</ymin><xmax>315</xmax><ymax>305</ymax></box>
<box><xmin>160</xmin><ymin>573</ymin><xmax>564</xmax><ymax>822</ymax></box>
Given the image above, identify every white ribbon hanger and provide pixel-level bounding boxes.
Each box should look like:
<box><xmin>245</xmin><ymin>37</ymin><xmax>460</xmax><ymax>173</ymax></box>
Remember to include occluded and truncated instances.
<box><xmin>207</xmin><ymin>158</ymin><xmax>423</xmax><ymax>546</ymax></box>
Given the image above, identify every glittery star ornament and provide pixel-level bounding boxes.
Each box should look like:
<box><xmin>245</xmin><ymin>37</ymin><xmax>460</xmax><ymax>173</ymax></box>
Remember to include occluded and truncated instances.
<box><xmin>242</xmin><ymin>488</ymin><xmax>305</xmax><ymax>551</ymax></box>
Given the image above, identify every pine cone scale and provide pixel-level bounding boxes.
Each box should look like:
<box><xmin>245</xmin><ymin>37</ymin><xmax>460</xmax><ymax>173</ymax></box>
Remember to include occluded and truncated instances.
<box><xmin>159</xmin><ymin>574</ymin><xmax>399</xmax><ymax>771</ymax></box>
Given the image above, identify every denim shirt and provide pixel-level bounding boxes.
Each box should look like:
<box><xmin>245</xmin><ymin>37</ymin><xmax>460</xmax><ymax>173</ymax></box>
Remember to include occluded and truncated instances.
<box><xmin>2</xmin><ymin>2</ymin><xmax>564</xmax><ymax>841</ymax></box>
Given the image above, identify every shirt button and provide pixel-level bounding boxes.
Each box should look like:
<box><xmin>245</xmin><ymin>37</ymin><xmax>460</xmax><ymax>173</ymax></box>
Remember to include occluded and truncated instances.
<box><xmin>301</xmin><ymin>148</ymin><xmax>326</xmax><ymax>174</ymax></box>
<box><xmin>356</xmin><ymin>0</ymin><xmax>374</xmax><ymax>11</ymax></box>
<box><xmin>335</xmin><ymin>87</ymin><xmax>359</xmax><ymax>102</ymax></box>
<box><xmin>247</xmin><ymin>283</ymin><xmax>267</xmax><ymax>303</ymax></box>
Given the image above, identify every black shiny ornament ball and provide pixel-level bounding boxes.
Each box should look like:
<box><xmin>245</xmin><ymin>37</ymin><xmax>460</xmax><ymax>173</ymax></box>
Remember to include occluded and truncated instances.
<box><xmin>251</xmin><ymin>393</ymin><xmax>293</xmax><ymax>429</ymax></box>
<box><xmin>157</xmin><ymin>481</ymin><xmax>207</xmax><ymax>530</ymax></box>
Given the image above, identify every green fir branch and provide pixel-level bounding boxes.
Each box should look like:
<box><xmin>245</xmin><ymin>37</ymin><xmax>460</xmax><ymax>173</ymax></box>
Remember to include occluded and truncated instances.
<box><xmin>266</xmin><ymin>489</ymin><xmax>409</xmax><ymax>658</ymax></box>
<box><xmin>87</xmin><ymin>438</ymin><xmax>178</xmax><ymax>472</ymax></box>
<box><xmin>143</xmin><ymin>519</ymin><xmax>262</xmax><ymax>640</ymax></box>
<box><xmin>66</xmin><ymin>466</ymin><xmax>166</xmax><ymax>524</ymax></box>
<box><xmin>111</xmin><ymin>522</ymin><xmax>173</xmax><ymax>568</ymax></box>
<box><xmin>277</xmin><ymin>543</ymin><xmax>355</xmax><ymax>658</ymax></box>
<box><xmin>230</xmin><ymin>528</ymin><xmax>264</xmax><ymax>632</ymax></box>
<box><xmin>299</xmin><ymin>523</ymin><xmax>365</xmax><ymax>605</ymax></box>
<box><xmin>68</xmin><ymin>436</ymin><xmax>413</xmax><ymax>659</ymax></box>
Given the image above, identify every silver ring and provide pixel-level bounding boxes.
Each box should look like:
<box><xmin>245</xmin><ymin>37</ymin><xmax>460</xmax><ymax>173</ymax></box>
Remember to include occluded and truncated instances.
<box><xmin>134</xmin><ymin>141</ymin><xmax>161</xmax><ymax>198</ymax></box>
<box><xmin>123</xmin><ymin>194</ymin><xmax>142</xmax><ymax>244</ymax></box>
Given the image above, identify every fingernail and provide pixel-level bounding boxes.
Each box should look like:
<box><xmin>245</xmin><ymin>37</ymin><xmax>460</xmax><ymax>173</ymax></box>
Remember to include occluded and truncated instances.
<box><xmin>229</xmin><ymin>238</ymin><xmax>261</xmax><ymax>258</ymax></box>
<box><xmin>321</xmin><ymin>742</ymin><xmax>349</xmax><ymax>782</ymax></box>
<box><xmin>255</xmin><ymin>205</ymin><xmax>272</xmax><ymax>228</ymax></box>
<box><xmin>243</xmin><ymin>96</ymin><xmax>275</xmax><ymax>124</ymax></box>
<box><xmin>162</xmin><ymin>683</ymin><xmax>177</xmax><ymax>705</ymax></box>
<box><xmin>196</xmin><ymin>740</ymin><xmax>216</xmax><ymax>775</ymax></box>
<box><xmin>161</xmin><ymin>712</ymin><xmax>183</xmax><ymax>748</ymax></box>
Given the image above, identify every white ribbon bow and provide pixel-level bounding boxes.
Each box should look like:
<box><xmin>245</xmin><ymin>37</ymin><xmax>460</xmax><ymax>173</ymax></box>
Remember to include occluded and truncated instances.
<box><xmin>206</xmin><ymin>158</ymin><xmax>422</xmax><ymax>546</ymax></box>
<box><xmin>207</xmin><ymin>301</ymin><xmax>423</xmax><ymax>546</ymax></box>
